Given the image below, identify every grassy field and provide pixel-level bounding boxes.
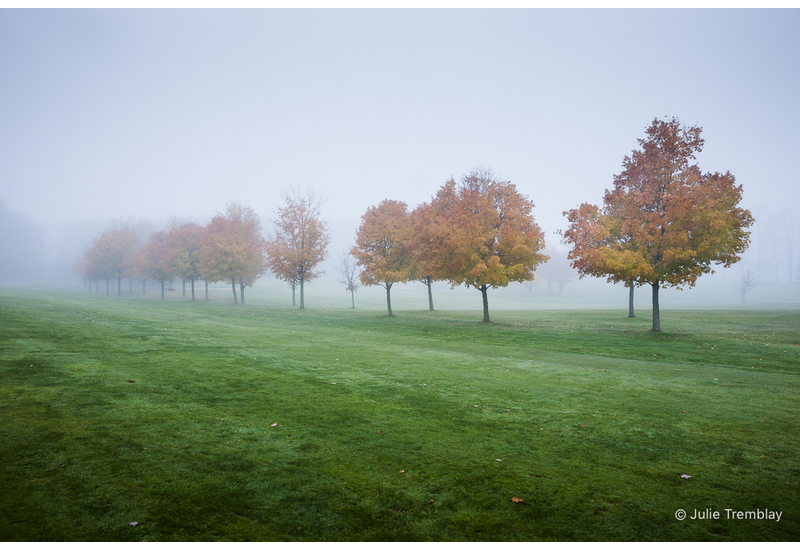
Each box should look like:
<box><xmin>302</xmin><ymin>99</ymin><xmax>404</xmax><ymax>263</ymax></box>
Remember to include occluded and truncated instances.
<box><xmin>1</xmin><ymin>287</ymin><xmax>798</xmax><ymax>541</ymax></box>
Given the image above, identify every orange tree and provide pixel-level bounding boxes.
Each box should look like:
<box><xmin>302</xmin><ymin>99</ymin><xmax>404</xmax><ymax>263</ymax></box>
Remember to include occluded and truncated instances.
<box><xmin>137</xmin><ymin>230</ymin><xmax>176</xmax><ymax>300</ymax></box>
<box><xmin>407</xmin><ymin>201</ymin><xmax>449</xmax><ymax>311</ymax></box>
<box><xmin>433</xmin><ymin>169</ymin><xmax>548</xmax><ymax>323</ymax></box>
<box><xmin>199</xmin><ymin>203</ymin><xmax>266</xmax><ymax>305</ymax></box>
<box><xmin>84</xmin><ymin>226</ymin><xmax>139</xmax><ymax>296</ymax></box>
<box><xmin>263</xmin><ymin>189</ymin><xmax>330</xmax><ymax>309</ymax></box>
<box><xmin>351</xmin><ymin>199</ymin><xmax>413</xmax><ymax>317</ymax></box>
<box><xmin>562</xmin><ymin>117</ymin><xmax>754</xmax><ymax>331</ymax></box>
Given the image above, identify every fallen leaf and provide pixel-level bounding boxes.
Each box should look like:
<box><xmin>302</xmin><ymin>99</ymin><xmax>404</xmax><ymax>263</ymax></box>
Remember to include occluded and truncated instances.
<box><xmin>496</xmin><ymin>458</ymin><xmax>502</xmax><ymax>461</ymax></box>
<box><xmin>129</xmin><ymin>522</ymin><xmax>139</xmax><ymax>527</ymax></box>
<box><xmin>378</xmin><ymin>431</ymin><xmax>384</xmax><ymax>434</ymax></box>
<box><xmin>580</xmin><ymin>424</ymin><xmax>585</xmax><ymax>428</ymax></box>
<box><xmin>399</xmin><ymin>470</ymin><xmax>405</xmax><ymax>473</ymax></box>
<box><xmin>681</xmin><ymin>474</ymin><xmax>692</xmax><ymax>479</ymax></box>
<box><xmin>331</xmin><ymin>382</ymin><xmax>336</xmax><ymax>385</ymax></box>
<box><xmin>428</xmin><ymin>500</ymin><xmax>434</xmax><ymax>503</ymax></box>
<box><xmin>270</xmin><ymin>423</ymin><xmax>277</xmax><ymax>427</ymax></box>
<box><xmin>127</xmin><ymin>380</ymin><xmax>135</xmax><ymax>383</ymax></box>
<box><xmin>511</xmin><ymin>497</ymin><xmax>525</xmax><ymax>503</ymax></box>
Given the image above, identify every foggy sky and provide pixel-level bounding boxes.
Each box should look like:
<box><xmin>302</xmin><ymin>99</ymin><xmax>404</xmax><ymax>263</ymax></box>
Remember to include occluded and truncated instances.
<box><xmin>1</xmin><ymin>9</ymin><xmax>799</xmax><ymax>287</ymax></box>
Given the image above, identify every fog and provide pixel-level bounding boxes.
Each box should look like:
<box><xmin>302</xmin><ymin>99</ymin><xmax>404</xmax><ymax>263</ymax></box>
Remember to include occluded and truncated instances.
<box><xmin>1</xmin><ymin>9</ymin><xmax>799</xmax><ymax>308</ymax></box>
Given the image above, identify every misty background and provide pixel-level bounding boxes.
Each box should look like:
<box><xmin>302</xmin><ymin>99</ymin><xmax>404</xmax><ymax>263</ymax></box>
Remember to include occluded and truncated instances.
<box><xmin>1</xmin><ymin>9</ymin><xmax>798</xmax><ymax>309</ymax></box>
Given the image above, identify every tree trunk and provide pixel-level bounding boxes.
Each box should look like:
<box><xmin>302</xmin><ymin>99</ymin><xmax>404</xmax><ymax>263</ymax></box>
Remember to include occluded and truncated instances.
<box><xmin>142</xmin><ymin>279</ymin><xmax>146</xmax><ymax>295</ymax></box>
<box><xmin>291</xmin><ymin>282</ymin><xmax>296</xmax><ymax>306</ymax></box>
<box><xmin>651</xmin><ymin>280</ymin><xmax>660</xmax><ymax>331</ymax></box>
<box><xmin>240</xmin><ymin>282</ymin><xmax>245</xmax><ymax>305</ymax></box>
<box><xmin>191</xmin><ymin>277</ymin><xmax>195</xmax><ymax>301</ymax></box>
<box><xmin>106</xmin><ymin>279</ymin><xmax>110</xmax><ymax>296</ymax></box>
<box><xmin>161</xmin><ymin>279</ymin><xmax>165</xmax><ymax>300</ymax></box>
<box><xmin>426</xmin><ymin>277</ymin><xmax>434</xmax><ymax>311</ymax></box>
<box><xmin>480</xmin><ymin>285</ymin><xmax>490</xmax><ymax>323</ymax></box>
<box><xmin>117</xmin><ymin>276</ymin><xmax>122</xmax><ymax>296</ymax></box>
<box><xmin>628</xmin><ymin>280</ymin><xmax>635</xmax><ymax>318</ymax></box>
<box><xmin>232</xmin><ymin>278</ymin><xmax>238</xmax><ymax>304</ymax></box>
<box><xmin>300</xmin><ymin>277</ymin><xmax>305</xmax><ymax>309</ymax></box>
<box><xmin>350</xmin><ymin>289</ymin><xmax>355</xmax><ymax>308</ymax></box>
<box><xmin>205</xmin><ymin>281</ymin><xmax>209</xmax><ymax>301</ymax></box>
<box><xmin>182</xmin><ymin>280</ymin><xmax>186</xmax><ymax>298</ymax></box>
<box><xmin>385</xmin><ymin>282</ymin><xmax>393</xmax><ymax>317</ymax></box>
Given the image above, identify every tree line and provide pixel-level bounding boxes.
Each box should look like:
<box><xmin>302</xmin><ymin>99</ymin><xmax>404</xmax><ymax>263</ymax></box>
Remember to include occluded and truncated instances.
<box><xmin>76</xmin><ymin>116</ymin><xmax>755</xmax><ymax>331</ymax></box>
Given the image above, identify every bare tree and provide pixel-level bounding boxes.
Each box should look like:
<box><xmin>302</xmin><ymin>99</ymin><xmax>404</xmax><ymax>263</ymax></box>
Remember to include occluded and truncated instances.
<box><xmin>739</xmin><ymin>269</ymin><xmax>757</xmax><ymax>304</ymax></box>
<box><xmin>336</xmin><ymin>250</ymin><xmax>360</xmax><ymax>308</ymax></box>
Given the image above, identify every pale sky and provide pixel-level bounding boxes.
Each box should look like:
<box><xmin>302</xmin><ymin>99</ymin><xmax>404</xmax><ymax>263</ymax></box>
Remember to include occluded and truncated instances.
<box><xmin>1</xmin><ymin>8</ymin><xmax>799</xmax><ymax>274</ymax></box>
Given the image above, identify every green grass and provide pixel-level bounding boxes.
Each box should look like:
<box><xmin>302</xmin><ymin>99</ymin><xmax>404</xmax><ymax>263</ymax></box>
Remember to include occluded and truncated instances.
<box><xmin>1</xmin><ymin>287</ymin><xmax>798</xmax><ymax>541</ymax></box>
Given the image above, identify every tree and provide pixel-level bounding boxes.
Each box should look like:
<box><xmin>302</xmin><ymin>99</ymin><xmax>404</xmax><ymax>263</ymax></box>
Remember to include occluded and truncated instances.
<box><xmin>351</xmin><ymin>199</ymin><xmax>413</xmax><ymax>317</ymax></box>
<box><xmin>535</xmin><ymin>248</ymin><xmax>576</xmax><ymax>296</ymax></box>
<box><xmin>167</xmin><ymin>222</ymin><xmax>204</xmax><ymax>301</ymax></box>
<box><xmin>408</xmin><ymin>201</ymin><xmax>449</xmax><ymax>311</ymax></box>
<box><xmin>433</xmin><ymin>168</ymin><xmax>548</xmax><ymax>322</ymax></box>
<box><xmin>739</xmin><ymin>269</ymin><xmax>757</xmax><ymax>304</ymax></box>
<box><xmin>264</xmin><ymin>188</ymin><xmax>330</xmax><ymax>309</ymax></box>
<box><xmin>336</xmin><ymin>250</ymin><xmax>360</xmax><ymax>308</ymax></box>
<box><xmin>84</xmin><ymin>226</ymin><xmax>139</xmax><ymax>296</ymax></box>
<box><xmin>563</xmin><ymin>117</ymin><xmax>754</xmax><ymax>331</ymax></box>
<box><xmin>199</xmin><ymin>203</ymin><xmax>266</xmax><ymax>305</ymax></box>
<box><xmin>137</xmin><ymin>231</ymin><xmax>175</xmax><ymax>300</ymax></box>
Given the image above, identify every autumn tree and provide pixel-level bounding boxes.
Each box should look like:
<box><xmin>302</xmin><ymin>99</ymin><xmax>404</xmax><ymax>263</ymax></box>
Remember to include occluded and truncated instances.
<box><xmin>167</xmin><ymin>222</ymin><xmax>204</xmax><ymax>301</ymax></box>
<box><xmin>563</xmin><ymin>117</ymin><xmax>754</xmax><ymax>331</ymax></box>
<box><xmin>264</xmin><ymin>188</ymin><xmax>330</xmax><ymax>309</ymax></box>
<box><xmin>137</xmin><ymin>230</ymin><xmax>175</xmax><ymax>300</ymax></box>
<box><xmin>351</xmin><ymin>199</ymin><xmax>413</xmax><ymax>317</ymax></box>
<box><xmin>432</xmin><ymin>168</ymin><xmax>548</xmax><ymax>323</ymax></box>
<box><xmin>408</xmin><ymin>201</ymin><xmax>449</xmax><ymax>311</ymax></box>
<box><xmin>84</xmin><ymin>226</ymin><xmax>139</xmax><ymax>296</ymax></box>
<box><xmin>199</xmin><ymin>203</ymin><xmax>266</xmax><ymax>304</ymax></box>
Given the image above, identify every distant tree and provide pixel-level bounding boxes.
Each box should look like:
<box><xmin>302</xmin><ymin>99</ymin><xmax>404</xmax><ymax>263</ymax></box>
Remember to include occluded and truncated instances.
<box><xmin>433</xmin><ymin>168</ymin><xmax>548</xmax><ymax>323</ymax></box>
<box><xmin>167</xmin><ymin>223</ymin><xmax>204</xmax><ymax>301</ymax></box>
<box><xmin>0</xmin><ymin>199</ymin><xmax>46</xmax><ymax>283</ymax></box>
<box><xmin>264</xmin><ymin>188</ymin><xmax>330</xmax><ymax>309</ymax></box>
<box><xmin>137</xmin><ymin>231</ymin><xmax>176</xmax><ymax>300</ymax></box>
<box><xmin>563</xmin><ymin>117</ymin><xmax>754</xmax><ymax>331</ymax></box>
<box><xmin>336</xmin><ymin>250</ymin><xmax>360</xmax><ymax>308</ymax></box>
<box><xmin>536</xmin><ymin>248</ymin><xmax>575</xmax><ymax>296</ymax></box>
<box><xmin>739</xmin><ymin>269</ymin><xmax>757</xmax><ymax>304</ymax></box>
<box><xmin>84</xmin><ymin>226</ymin><xmax>138</xmax><ymax>296</ymax></box>
<box><xmin>351</xmin><ymin>199</ymin><xmax>413</xmax><ymax>317</ymax></box>
<box><xmin>199</xmin><ymin>203</ymin><xmax>265</xmax><ymax>304</ymax></box>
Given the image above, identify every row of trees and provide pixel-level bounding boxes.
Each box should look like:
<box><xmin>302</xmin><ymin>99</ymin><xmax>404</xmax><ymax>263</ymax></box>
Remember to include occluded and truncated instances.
<box><xmin>351</xmin><ymin>168</ymin><xmax>549</xmax><ymax>322</ymax></box>
<box><xmin>75</xmin><ymin>117</ymin><xmax>753</xmax><ymax>331</ymax></box>
<box><xmin>350</xmin><ymin>118</ymin><xmax>753</xmax><ymax>330</ymax></box>
<box><xmin>76</xmin><ymin>203</ymin><xmax>267</xmax><ymax>304</ymax></box>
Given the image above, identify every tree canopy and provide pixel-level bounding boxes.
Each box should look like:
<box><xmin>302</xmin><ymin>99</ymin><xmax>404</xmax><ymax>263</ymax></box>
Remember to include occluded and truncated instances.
<box><xmin>433</xmin><ymin>169</ymin><xmax>548</xmax><ymax>322</ymax></box>
<box><xmin>264</xmin><ymin>188</ymin><xmax>330</xmax><ymax>309</ymax></box>
<box><xmin>351</xmin><ymin>199</ymin><xmax>413</xmax><ymax>317</ymax></box>
<box><xmin>562</xmin><ymin>117</ymin><xmax>754</xmax><ymax>331</ymax></box>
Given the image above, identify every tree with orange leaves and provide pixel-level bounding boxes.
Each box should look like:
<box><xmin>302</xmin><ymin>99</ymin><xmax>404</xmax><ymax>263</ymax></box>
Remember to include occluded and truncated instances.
<box><xmin>562</xmin><ymin>117</ymin><xmax>754</xmax><ymax>331</ymax></box>
<box><xmin>263</xmin><ymin>188</ymin><xmax>330</xmax><ymax>309</ymax></box>
<box><xmin>407</xmin><ymin>201</ymin><xmax>449</xmax><ymax>311</ymax></box>
<box><xmin>433</xmin><ymin>168</ymin><xmax>548</xmax><ymax>323</ymax></box>
<box><xmin>351</xmin><ymin>199</ymin><xmax>413</xmax><ymax>317</ymax></box>
<box><xmin>199</xmin><ymin>203</ymin><xmax>266</xmax><ymax>304</ymax></box>
<box><xmin>137</xmin><ymin>230</ymin><xmax>176</xmax><ymax>300</ymax></box>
